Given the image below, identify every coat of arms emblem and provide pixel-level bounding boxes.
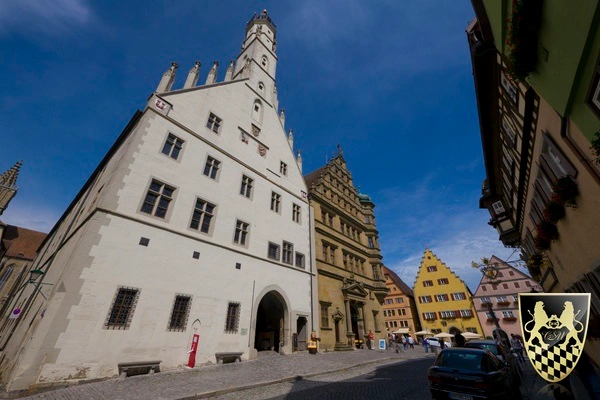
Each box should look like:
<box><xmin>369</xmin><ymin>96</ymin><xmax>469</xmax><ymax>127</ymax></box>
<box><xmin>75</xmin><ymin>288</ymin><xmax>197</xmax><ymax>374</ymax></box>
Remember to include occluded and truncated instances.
<box><xmin>519</xmin><ymin>293</ymin><xmax>590</xmax><ymax>382</ymax></box>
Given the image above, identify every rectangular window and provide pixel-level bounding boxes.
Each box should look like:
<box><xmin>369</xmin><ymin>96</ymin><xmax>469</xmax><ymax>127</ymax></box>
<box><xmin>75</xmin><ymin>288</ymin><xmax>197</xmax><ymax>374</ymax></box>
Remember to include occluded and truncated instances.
<box><xmin>106</xmin><ymin>287</ymin><xmax>140</xmax><ymax>329</ymax></box>
<box><xmin>460</xmin><ymin>309</ymin><xmax>473</xmax><ymax>318</ymax></box>
<box><xmin>427</xmin><ymin>266</ymin><xmax>437</xmax><ymax>272</ymax></box>
<box><xmin>368</xmin><ymin>237</ymin><xmax>375</xmax><ymax>248</ymax></box>
<box><xmin>526</xmin><ymin>281</ymin><xmax>532</xmax><ymax>287</ymax></box>
<box><xmin>396</xmin><ymin>297</ymin><xmax>404</xmax><ymax>303</ymax></box>
<box><xmin>496</xmin><ymin>296</ymin><xmax>508</xmax><ymax>303</ymax></box>
<box><xmin>501</xmin><ymin>72</ymin><xmax>518</xmax><ymax>103</ymax></box>
<box><xmin>513</xmin><ymin>295</ymin><xmax>519</xmax><ymax>302</ymax></box>
<box><xmin>292</xmin><ymin>203</ymin><xmax>301</xmax><ymax>223</ymax></box>
<box><xmin>423</xmin><ymin>312</ymin><xmax>436</xmax><ymax>320</ymax></box>
<box><xmin>440</xmin><ymin>311</ymin><xmax>455</xmax><ymax>319</ymax></box>
<box><xmin>328</xmin><ymin>214</ymin><xmax>334</xmax><ymax>227</ymax></box>
<box><xmin>190</xmin><ymin>197</ymin><xmax>215</xmax><ymax>233</ymax></box>
<box><xmin>203</xmin><ymin>156</ymin><xmax>221</xmax><ymax>180</ymax></box>
<box><xmin>268</xmin><ymin>242</ymin><xmax>280</xmax><ymax>260</ymax></box>
<box><xmin>233</xmin><ymin>220</ymin><xmax>249</xmax><ymax>246</ymax></box>
<box><xmin>419</xmin><ymin>295</ymin><xmax>432</xmax><ymax>303</ymax></box>
<box><xmin>271</xmin><ymin>192</ymin><xmax>281</xmax><ymax>213</ymax></box>
<box><xmin>502</xmin><ymin>311</ymin><xmax>515</xmax><ymax>318</ymax></box>
<box><xmin>466</xmin><ymin>327</ymin><xmax>478</xmax><ymax>333</ymax></box>
<box><xmin>435</xmin><ymin>294</ymin><xmax>449</xmax><ymax>302</ymax></box>
<box><xmin>280</xmin><ymin>161</ymin><xmax>287</xmax><ymax>176</ymax></box>
<box><xmin>399</xmin><ymin>308</ymin><xmax>406</xmax><ymax>316</ymax></box>
<box><xmin>161</xmin><ymin>133</ymin><xmax>184</xmax><ymax>160</ymax></box>
<box><xmin>481</xmin><ymin>297</ymin><xmax>491</xmax><ymax>304</ymax></box>
<box><xmin>295</xmin><ymin>252</ymin><xmax>305</xmax><ymax>268</ymax></box>
<box><xmin>372</xmin><ymin>264</ymin><xmax>381</xmax><ymax>280</ymax></box>
<box><xmin>320</xmin><ymin>305</ymin><xmax>329</xmax><ymax>328</ymax></box>
<box><xmin>438</xmin><ymin>278</ymin><xmax>449</xmax><ymax>285</ymax></box>
<box><xmin>168</xmin><ymin>295</ymin><xmax>192</xmax><ymax>331</ymax></box>
<box><xmin>385</xmin><ymin>299</ymin><xmax>393</xmax><ymax>305</ymax></box>
<box><xmin>224</xmin><ymin>302</ymin><xmax>240</xmax><ymax>333</ymax></box>
<box><xmin>282</xmin><ymin>241</ymin><xmax>293</xmax><ymax>265</ymax></box>
<box><xmin>140</xmin><ymin>179</ymin><xmax>175</xmax><ymax>219</ymax></box>
<box><xmin>240</xmin><ymin>175</ymin><xmax>253</xmax><ymax>198</ymax></box>
<box><xmin>452</xmin><ymin>292</ymin><xmax>466</xmax><ymax>300</ymax></box>
<box><xmin>206</xmin><ymin>112</ymin><xmax>222</xmax><ymax>133</ymax></box>
<box><xmin>423</xmin><ymin>280</ymin><xmax>433</xmax><ymax>287</ymax></box>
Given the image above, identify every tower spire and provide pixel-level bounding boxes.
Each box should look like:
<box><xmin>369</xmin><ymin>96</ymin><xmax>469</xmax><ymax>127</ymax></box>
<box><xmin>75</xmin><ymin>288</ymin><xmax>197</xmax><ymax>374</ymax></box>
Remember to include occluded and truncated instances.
<box><xmin>224</xmin><ymin>61</ymin><xmax>235</xmax><ymax>81</ymax></box>
<box><xmin>0</xmin><ymin>161</ymin><xmax>22</xmax><ymax>216</ymax></box>
<box><xmin>206</xmin><ymin>61</ymin><xmax>219</xmax><ymax>85</ymax></box>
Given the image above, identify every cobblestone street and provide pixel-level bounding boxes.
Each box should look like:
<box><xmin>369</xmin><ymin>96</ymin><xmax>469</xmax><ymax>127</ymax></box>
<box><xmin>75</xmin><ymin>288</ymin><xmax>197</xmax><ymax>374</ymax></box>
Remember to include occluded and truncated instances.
<box><xmin>12</xmin><ymin>348</ymin><xmax>434</xmax><ymax>400</ymax></box>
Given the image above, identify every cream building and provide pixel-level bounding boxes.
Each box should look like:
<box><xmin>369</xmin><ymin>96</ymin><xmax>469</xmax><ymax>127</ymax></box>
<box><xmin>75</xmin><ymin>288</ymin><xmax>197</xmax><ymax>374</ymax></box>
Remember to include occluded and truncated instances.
<box><xmin>0</xmin><ymin>11</ymin><xmax>317</xmax><ymax>392</ymax></box>
<box><xmin>305</xmin><ymin>151</ymin><xmax>388</xmax><ymax>351</ymax></box>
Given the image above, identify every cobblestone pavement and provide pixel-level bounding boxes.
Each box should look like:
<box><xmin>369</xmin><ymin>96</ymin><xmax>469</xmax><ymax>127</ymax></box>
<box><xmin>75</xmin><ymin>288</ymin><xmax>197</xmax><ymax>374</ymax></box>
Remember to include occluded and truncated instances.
<box><xmin>15</xmin><ymin>348</ymin><xmax>435</xmax><ymax>400</ymax></box>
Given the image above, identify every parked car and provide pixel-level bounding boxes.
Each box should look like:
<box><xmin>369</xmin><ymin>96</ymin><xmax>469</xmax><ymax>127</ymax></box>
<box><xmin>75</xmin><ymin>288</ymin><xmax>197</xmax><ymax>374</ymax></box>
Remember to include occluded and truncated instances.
<box><xmin>427</xmin><ymin>338</ymin><xmax>452</xmax><ymax>348</ymax></box>
<box><xmin>428</xmin><ymin>348</ymin><xmax>521</xmax><ymax>400</ymax></box>
<box><xmin>464</xmin><ymin>339</ymin><xmax>522</xmax><ymax>383</ymax></box>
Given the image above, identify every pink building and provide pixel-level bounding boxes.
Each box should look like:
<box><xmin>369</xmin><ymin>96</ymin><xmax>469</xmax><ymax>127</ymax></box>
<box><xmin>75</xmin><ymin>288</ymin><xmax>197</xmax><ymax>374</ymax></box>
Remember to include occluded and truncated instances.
<box><xmin>472</xmin><ymin>256</ymin><xmax>542</xmax><ymax>338</ymax></box>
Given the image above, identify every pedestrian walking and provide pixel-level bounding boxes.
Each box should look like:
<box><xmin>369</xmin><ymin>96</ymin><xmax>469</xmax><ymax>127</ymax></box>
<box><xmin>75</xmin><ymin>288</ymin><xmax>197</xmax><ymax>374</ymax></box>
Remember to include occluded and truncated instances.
<box><xmin>402</xmin><ymin>335</ymin><xmax>407</xmax><ymax>350</ymax></box>
<box><xmin>368</xmin><ymin>330</ymin><xmax>375</xmax><ymax>350</ymax></box>
<box><xmin>408</xmin><ymin>336</ymin><xmax>415</xmax><ymax>349</ymax></box>
<box><xmin>388</xmin><ymin>333</ymin><xmax>394</xmax><ymax>350</ymax></box>
<box><xmin>454</xmin><ymin>332</ymin><xmax>466</xmax><ymax>347</ymax></box>
<box><xmin>423</xmin><ymin>337</ymin><xmax>429</xmax><ymax>353</ymax></box>
<box><xmin>510</xmin><ymin>333</ymin><xmax>525</xmax><ymax>363</ymax></box>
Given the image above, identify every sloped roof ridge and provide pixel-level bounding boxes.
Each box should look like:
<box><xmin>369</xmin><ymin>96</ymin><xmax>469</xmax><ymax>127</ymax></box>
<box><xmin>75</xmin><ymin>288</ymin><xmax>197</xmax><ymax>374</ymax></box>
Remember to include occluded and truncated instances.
<box><xmin>414</xmin><ymin>248</ymin><xmax>469</xmax><ymax>290</ymax></box>
<box><xmin>383</xmin><ymin>266</ymin><xmax>414</xmax><ymax>297</ymax></box>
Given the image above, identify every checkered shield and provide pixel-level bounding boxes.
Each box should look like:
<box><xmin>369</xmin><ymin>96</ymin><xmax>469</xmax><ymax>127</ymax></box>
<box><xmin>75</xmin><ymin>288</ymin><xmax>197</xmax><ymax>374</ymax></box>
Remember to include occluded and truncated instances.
<box><xmin>519</xmin><ymin>293</ymin><xmax>590</xmax><ymax>383</ymax></box>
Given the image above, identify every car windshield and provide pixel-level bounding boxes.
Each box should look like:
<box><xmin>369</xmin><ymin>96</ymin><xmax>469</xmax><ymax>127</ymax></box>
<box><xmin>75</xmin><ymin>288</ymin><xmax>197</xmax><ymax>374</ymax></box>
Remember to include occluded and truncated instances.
<box><xmin>466</xmin><ymin>342</ymin><xmax>499</xmax><ymax>355</ymax></box>
<box><xmin>435</xmin><ymin>352</ymin><xmax>483</xmax><ymax>371</ymax></box>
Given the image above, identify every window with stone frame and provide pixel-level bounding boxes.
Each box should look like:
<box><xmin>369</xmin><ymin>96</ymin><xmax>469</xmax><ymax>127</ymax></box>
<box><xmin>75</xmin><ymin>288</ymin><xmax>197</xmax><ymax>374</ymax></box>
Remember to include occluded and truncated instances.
<box><xmin>168</xmin><ymin>294</ymin><xmax>192</xmax><ymax>331</ymax></box>
<box><xmin>140</xmin><ymin>179</ymin><xmax>175</xmax><ymax>219</ymax></box>
<box><xmin>282</xmin><ymin>241</ymin><xmax>293</xmax><ymax>265</ymax></box>
<box><xmin>233</xmin><ymin>220</ymin><xmax>249</xmax><ymax>246</ymax></box>
<box><xmin>224</xmin><ymin>302</ymin><xmax>241</xmax><ymax>333</ymax></box>
<box><xmin>396</xmin><ymin>297</ymin><xmax>404</xmax><ymax>303</ymax></box>
<box><xmin>280</xmin><ymin>161</ymin><xmax>287</xmax><ymax>176</ymax></box>
<box><xmin>161</xmin><ymin>133</ymin><xmax>184</xmax><ymax>160</ymax></box>
<box><xmin>206</xmin><ymin>112</ymin><xmax>222</xmax><ymax>133</ymax></box>
<box><xmin>203</xmin><ymin>156</ymin><xmax>221</xmax><ymax>180</ymax></box>
<box><xmin>270</xmin><ymin>191</ymin><xmax>281</xmax><ymax>213</ymax></box>
<box><xmin>320</xmin><ymin>304</ymin><xmax>330</xmax><ymax>328</ymax></box>
<box><xmin>190</xmin><ymin>197</ymin><xmax>216</xmax><ymax>234</ymax></box>
<box><xmin>268</xmin><ymin>242</ymin><xmax>280</xmax><ymax>261</ymax></box>
<box><xmin>292</xmin><ymin>203</ymin><xmax>301</xmax><ymax>223</ymax></box>
<box><xmin>295</xmin><ymin>252</ymin><xmax>305</xmax><ymax>269</ymax></box>
<box><xmin>240</xmin><ymin>175</ymin><xmax>253</xmax><ymax>198</ymax></box>
<box><xmin>106</xmin><ymin>286</ymin><xmax>140</xmax><ymax>330</ymax></box>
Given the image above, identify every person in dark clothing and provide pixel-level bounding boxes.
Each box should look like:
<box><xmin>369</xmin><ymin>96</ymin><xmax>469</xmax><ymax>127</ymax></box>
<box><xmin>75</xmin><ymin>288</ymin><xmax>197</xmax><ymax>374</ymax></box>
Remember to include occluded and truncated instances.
<box><xmin>454</xmin><ymin>332</ymin><xmax>466</xmax><ymax>347</ymax></box>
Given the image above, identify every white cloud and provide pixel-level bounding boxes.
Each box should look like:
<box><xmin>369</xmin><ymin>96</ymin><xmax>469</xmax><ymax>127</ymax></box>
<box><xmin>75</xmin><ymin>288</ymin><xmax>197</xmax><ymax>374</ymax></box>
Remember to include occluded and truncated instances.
<box><xmin>0</xmin><ymin>0</ymin><xmax>92</xmax><ymax>35</ymax></box>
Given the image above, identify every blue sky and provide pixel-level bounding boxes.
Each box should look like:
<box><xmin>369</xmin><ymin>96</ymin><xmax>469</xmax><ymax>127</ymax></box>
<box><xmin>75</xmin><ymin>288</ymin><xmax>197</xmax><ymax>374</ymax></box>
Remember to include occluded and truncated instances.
<box><xmin>0</xmin><ymin>0</ymin><xmax>522</xmax><ymax>291</ymax></box>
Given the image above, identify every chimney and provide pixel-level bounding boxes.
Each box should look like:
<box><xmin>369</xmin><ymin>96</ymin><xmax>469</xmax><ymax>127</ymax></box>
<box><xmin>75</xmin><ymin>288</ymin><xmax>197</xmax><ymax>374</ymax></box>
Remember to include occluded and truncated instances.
<box><xmin>156</xmin><ymin>62</ymin><xmax>178</xmax><ymax>93</ymax></box>
<box><xmin>183</xmin><ymin>61</ymin><xmax>201</xmax><ymax>89</ymax></box>
<box><xmin>205</xmin><ymin>61</ymin><xmax>219</xmax><ymax>85</ymax></box>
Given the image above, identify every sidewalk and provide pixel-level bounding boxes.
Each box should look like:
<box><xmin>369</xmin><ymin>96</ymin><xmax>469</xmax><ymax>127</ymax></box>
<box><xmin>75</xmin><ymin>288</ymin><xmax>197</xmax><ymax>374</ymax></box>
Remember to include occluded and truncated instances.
<box><xmin>14</xmin><ymin>348</ymin><xmax>434</xmax><ymax>400</ymax></box>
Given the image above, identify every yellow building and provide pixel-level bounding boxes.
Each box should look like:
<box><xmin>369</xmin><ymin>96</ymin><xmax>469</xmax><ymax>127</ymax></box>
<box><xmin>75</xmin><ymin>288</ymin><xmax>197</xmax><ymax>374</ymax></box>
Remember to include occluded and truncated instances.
<box><xmin>413</xmin><ymin>249</ymin><xmax>482</xmax><ymax>336</ymax></box>
<box><xmin>305</xmin><ymin>151</ymin><xmax>388</xmax><ymax>351</ymax></box>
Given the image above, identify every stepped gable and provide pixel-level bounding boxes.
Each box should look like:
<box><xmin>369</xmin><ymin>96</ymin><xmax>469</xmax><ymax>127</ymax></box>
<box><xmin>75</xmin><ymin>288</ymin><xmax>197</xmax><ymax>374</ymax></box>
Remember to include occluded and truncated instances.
<box><xmin>472</xmin><ymin>255</ymin><xmax>536</xmax><ymax>296</ymax></box>
<box><xmin>413</xmin><ymin>248</ymin><xmax>469</xmax><ymax>289</ymax></box>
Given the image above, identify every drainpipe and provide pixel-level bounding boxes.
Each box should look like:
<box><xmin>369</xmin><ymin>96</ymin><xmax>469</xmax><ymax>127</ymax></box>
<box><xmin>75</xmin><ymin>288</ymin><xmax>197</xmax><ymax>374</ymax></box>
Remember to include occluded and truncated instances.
<box><xmin>307</xmin><ymin>195</ymin><xmax>315</xmax><ymax>332</ymax></box>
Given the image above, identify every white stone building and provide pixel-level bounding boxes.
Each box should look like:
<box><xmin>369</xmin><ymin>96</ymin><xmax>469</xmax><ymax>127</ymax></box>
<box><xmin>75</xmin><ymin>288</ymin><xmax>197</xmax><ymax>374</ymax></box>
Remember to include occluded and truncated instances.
<box><xmin>0</xmin><ymin>11</ymin><xmax>317</xmax><ymax>391</ymax></box>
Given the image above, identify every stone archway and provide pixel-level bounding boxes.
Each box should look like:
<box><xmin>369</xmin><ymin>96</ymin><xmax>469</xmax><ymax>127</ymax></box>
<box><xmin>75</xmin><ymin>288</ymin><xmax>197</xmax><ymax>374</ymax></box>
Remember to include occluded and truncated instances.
<box><xmin>253</xmin><ymin>290</ymin><xmax>287</xmax><ymax>353</ymax></box>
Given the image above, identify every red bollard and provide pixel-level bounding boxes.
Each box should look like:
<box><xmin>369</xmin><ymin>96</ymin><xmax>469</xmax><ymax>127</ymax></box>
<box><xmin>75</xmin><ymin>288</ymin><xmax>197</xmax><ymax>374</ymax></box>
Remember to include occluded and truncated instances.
<box><xmin>187</xmin><ymin>334</ymin><xmax>199</xmax><ymax>368</ymax></box>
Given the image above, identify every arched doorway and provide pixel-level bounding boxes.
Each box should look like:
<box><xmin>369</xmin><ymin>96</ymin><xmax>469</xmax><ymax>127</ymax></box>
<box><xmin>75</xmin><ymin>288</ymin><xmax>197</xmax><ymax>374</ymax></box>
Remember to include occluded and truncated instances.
<box><xmin>254</xmin><ymin>291</ymin><xmax>286</xmax><ymax>353</ymax></box>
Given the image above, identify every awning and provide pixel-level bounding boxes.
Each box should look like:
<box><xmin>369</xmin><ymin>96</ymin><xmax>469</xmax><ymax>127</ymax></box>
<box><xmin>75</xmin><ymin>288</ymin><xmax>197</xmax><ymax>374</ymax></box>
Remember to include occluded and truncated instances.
<box><xmin>392</xmin><ymin>328</ymin><xmax>410</xmax><ymax>334</ymax></box>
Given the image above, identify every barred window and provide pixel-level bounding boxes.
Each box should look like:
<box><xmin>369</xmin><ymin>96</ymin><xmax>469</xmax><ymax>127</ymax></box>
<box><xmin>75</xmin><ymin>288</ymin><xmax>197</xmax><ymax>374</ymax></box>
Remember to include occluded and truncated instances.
<box><xmin>168</xmin><ymin>295</ymin><xmax>192</xmax><ymax>331</ymax></box>
<box><xmin>162</xmin><ymin>133</ymin><xmax>184</xmax><ymax>160</ymax></box>
<box><xmin>282</xmin><ymin>241</ymin><xmax>293</xmax><ymax>265</ymax></box>
<box><xmin>106</xmin><ymin>287</ymin><xmax>140</xmax><ymax>329</ymax></box>
<box><xmin>225</xmin><ymin>302</ymin><xmax>240</xmax><ymax>333</ymax></box>
<box><xmin>206</xmin><ymin>112</ymin><xmax>222</xmax><ymax>133</ymax></box>
<box><xmin>190</xmin><ymin>198</ymin><xmax>215</xmax><ymax>233</ymax></box>
<box><xmin>140</xmin><ymin>179</ymin><xmax>175</xmax><ymax>219</ymax></box>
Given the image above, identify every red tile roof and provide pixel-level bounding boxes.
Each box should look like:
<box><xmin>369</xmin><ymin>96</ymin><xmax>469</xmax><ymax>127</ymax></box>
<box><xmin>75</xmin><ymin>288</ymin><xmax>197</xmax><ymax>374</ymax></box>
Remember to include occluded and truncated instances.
<box><xmin>1</xmin><ymin>225</ymin><xmax>47</xmax><ymax>260</ymax></box>
<box><xmin>383</xmin><ymin>266</ymin><xmax>414</xmax><ymax>297</ymax></box>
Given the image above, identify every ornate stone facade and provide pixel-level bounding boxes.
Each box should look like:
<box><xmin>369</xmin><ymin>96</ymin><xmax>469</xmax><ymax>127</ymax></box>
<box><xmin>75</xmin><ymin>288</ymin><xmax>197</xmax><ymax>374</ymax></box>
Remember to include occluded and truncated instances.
<box><xmin>305</xmin><ymin>153</ymin><xmax>387</xmax><ymax>351</ymax></box>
